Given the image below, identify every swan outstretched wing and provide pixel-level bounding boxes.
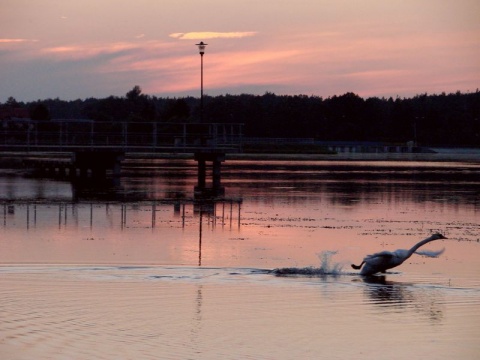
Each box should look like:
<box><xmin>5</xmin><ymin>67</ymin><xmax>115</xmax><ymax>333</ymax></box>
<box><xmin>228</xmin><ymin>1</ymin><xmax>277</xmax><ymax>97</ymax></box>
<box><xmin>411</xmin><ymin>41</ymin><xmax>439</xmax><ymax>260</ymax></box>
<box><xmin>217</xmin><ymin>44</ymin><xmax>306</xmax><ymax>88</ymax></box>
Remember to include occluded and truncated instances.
<box><xmin>415</xmin><ymin>247</ymin><xmax>445</xmax><ymax>258</ymax></box>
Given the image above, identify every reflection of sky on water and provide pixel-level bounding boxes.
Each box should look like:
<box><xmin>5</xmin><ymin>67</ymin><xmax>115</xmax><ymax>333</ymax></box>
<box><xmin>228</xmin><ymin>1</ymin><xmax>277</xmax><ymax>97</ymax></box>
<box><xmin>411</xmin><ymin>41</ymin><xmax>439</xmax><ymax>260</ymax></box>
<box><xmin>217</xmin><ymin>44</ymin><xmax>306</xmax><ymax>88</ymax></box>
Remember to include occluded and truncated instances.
<box><xmin>0</xmin><ymin>175</ymin><xmax>73</xmax><ymax>201</ymax></box>
<box><xmin>360</xmin><ymin>276</ymin><xmax>446</xmax><ymax>323</ymax></box>
<box><xmin>0</xmin><ymin>160</ymin><xmax>478</xmax><ymax>274</ymax></box>
<box><xmin>1</xmin><ymin>160</ymin><xmax>479</xmax><ymax>208</ymax></box>
<box><xmin>1</xmin><ymin>160</ymin><xmax>480</xmax><ymax>360</ymax></box>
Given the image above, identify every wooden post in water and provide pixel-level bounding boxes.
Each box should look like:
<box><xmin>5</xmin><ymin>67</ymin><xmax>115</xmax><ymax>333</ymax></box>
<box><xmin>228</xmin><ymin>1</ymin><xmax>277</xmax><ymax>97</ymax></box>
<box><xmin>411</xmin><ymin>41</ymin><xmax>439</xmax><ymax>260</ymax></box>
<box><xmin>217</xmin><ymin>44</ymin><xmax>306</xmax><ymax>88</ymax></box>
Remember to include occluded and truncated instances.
<box><xmin>212</xmin><ymin>159</ymin><xmax>222</xmax><ymax>190</ymax></box>
<box><xmin>197</xmin><ymin>158</ymin><xmax>207</xmax><ymax>189</ymax></box>
<box><xmin>152</xmin><ymin>202</ymin><xmax>156</xmax><ymax>228</ymax></box>
<box><xmin>194</xmin><ymin>151</ymin><xmax>225</xmax><ymax>197</ymax></box>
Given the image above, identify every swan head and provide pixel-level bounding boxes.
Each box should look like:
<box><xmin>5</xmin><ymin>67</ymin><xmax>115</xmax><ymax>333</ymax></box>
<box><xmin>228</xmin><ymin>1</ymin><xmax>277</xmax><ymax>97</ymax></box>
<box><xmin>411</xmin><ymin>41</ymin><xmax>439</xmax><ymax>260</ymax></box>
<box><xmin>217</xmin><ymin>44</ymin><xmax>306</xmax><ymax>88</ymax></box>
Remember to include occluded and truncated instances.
<box><xmin>432</xmin><ymin>233</ymin><xmax>447</xmax><ymax>240</ymax></box>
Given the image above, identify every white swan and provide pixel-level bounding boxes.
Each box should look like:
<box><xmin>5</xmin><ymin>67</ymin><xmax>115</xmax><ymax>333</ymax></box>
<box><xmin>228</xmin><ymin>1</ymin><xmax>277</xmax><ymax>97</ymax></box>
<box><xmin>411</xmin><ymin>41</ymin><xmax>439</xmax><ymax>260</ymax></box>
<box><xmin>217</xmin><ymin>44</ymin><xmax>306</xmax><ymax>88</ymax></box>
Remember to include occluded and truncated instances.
<box><xmin>351</xmin><ymin>233</ymin><xmax>447</xmax><ymax>276</ymax></box>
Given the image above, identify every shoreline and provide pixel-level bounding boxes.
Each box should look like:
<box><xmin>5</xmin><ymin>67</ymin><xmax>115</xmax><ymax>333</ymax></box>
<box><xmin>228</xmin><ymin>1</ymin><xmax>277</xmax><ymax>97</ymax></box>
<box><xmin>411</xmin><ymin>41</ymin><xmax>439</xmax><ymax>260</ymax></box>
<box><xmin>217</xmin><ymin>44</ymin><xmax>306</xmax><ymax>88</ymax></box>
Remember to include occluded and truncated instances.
<box><xmin>0</xmin><ymin>148</ymin><xmax>479</xmax><ymax>168</ymax></box>
<box><xmin>225</xmin><ymin>150</ymin><xmax>480</xmax><ymax>162</ymax></box>
<box><xmin>129</xmin><ymin>147</ymin><xmax>480</xmax><ymax>163</ymax></box>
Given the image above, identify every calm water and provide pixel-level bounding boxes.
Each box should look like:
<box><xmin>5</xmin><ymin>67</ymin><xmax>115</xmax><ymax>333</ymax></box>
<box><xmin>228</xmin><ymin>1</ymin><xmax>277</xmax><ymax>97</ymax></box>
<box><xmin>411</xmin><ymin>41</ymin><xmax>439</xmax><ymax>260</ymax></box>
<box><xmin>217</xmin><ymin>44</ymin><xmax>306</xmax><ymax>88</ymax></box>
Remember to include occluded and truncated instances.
<box><xmin>1</xmin><ymin>159</ymin><xmax>479</xmax><ymax>359</ymax></box>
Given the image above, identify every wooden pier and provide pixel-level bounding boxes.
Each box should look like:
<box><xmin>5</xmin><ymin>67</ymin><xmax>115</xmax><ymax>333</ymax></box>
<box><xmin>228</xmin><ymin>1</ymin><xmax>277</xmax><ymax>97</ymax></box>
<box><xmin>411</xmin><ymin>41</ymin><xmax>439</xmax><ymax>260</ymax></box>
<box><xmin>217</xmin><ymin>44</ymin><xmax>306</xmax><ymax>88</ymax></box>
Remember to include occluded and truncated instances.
<box><xmin>1</xmin><ymin>119</ymin><xmax>243</xmax><ymax>195</ymax></box>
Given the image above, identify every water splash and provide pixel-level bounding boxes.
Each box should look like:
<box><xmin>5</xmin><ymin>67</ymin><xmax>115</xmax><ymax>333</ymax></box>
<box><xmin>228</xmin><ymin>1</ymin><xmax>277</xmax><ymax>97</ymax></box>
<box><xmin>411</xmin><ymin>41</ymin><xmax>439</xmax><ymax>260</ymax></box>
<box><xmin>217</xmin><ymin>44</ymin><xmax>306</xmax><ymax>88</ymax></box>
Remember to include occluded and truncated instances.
<box><xmin>272</xmin><ymin>251</ymin><xmax>344</xmax><ymax>276</ymax></box>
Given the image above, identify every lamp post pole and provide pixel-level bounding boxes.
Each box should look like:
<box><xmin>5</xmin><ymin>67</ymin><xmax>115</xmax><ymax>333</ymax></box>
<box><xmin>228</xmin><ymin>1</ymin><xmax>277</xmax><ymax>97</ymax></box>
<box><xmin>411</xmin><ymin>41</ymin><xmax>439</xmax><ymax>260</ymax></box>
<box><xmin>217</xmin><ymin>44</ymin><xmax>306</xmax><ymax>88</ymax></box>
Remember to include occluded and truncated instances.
<box><xmin>196</xmin><ymin>42</ymin><xmax>207</xmax><ymax>123</ymax></box>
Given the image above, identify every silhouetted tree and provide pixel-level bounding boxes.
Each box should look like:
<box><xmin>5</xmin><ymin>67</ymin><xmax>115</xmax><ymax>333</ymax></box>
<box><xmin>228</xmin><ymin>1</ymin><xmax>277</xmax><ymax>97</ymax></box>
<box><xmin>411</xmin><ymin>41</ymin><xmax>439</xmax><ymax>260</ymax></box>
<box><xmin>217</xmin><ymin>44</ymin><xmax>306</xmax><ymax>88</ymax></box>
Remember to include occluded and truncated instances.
<box><xmin>162</xmin><ymin>99</ymin><xmax>190</xmax><ymax>121</ymax></box>
<box><xmin>5</xmin><ymin>96</ymin><xmax>20</xmax><ymax>107</ymax></box>
<box><xmin>126</xmin><ymin>85</ymin><xmax>142</xmax><ymax>101</ymax></box>
<box><xmin>30</xmin><ymin>103</ymin><xmax>50</xmax><ymax>121</ymax></box>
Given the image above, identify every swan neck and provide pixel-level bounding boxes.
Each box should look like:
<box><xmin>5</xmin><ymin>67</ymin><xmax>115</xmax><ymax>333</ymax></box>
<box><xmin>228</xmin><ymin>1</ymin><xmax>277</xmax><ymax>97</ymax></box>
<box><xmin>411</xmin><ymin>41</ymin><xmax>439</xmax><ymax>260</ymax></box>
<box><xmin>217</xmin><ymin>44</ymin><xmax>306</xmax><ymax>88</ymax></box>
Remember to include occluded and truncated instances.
<box><xmin>408</xmin><ymin>235</ymin><xmax>438</xmax><ymax>256</ymax></box>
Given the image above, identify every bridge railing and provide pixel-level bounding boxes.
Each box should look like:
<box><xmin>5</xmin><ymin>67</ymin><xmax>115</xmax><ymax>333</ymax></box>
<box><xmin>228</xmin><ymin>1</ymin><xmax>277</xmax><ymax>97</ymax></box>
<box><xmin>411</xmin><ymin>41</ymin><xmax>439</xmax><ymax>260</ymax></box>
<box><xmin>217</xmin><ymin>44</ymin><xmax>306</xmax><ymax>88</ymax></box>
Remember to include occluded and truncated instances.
<box><xmin>0</xmin><ymin>119</ymin><xmax>243</xmax><ymax>153</ymax></box>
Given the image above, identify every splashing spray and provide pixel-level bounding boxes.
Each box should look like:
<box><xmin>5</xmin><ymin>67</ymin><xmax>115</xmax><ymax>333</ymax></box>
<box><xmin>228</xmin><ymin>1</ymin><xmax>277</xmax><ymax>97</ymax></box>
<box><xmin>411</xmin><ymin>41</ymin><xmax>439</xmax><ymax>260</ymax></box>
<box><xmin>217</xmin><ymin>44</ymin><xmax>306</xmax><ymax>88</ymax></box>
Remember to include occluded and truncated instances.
<box><xmin>272</xmin><ymin>251</ymin><xmax>344</xmax><ymax>276</ymax></box>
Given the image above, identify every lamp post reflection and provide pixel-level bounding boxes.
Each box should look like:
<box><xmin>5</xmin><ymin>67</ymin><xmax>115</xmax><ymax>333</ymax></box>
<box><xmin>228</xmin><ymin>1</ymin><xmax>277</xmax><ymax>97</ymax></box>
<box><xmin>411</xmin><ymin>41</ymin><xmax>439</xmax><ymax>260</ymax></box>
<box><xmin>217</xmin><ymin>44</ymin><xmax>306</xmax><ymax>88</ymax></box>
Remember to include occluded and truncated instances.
<box><xmin>198</xmin><ymin>209</ymin><xmax>203</xmax><ymax>266</ymax></box>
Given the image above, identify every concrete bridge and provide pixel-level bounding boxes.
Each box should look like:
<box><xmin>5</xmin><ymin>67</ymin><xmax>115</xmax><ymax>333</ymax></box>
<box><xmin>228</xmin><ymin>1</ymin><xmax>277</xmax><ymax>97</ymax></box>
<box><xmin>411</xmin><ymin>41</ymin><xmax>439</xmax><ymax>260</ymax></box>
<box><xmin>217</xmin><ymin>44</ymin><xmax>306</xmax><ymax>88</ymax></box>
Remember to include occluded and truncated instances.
<box><xmin>1</xmin><ymin>118</ymin><xmax>244</xmax><ymax>195</ymax></box>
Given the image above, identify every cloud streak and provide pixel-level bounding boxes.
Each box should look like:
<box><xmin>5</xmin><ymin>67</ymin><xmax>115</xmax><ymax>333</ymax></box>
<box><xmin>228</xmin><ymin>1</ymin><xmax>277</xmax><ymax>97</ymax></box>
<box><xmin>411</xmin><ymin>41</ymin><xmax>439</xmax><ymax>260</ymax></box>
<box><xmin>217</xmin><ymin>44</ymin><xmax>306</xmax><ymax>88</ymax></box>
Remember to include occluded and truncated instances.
<box><xmin>0</xmin><ymin>38</ymin><xmax>38</xmax><ymax>44</ymax></box>
<box><xmin>170</xmin><ymin>32</ymin><xmax>257</xmax><ymax>40</ymax></box>
<box><xmin>41</xmin><ymin>43</ymin><xmax>139</xmax><ymax>61</ymax></box>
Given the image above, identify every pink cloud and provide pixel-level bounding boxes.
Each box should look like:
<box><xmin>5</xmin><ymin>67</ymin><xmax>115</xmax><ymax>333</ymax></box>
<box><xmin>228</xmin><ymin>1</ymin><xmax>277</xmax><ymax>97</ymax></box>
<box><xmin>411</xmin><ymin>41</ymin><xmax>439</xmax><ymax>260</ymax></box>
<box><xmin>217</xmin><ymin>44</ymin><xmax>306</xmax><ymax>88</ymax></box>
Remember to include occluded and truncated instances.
<box><xmin>41</xmin><ymin>43</ymin><xmax>139</xmax><ymax>61</ymax></box>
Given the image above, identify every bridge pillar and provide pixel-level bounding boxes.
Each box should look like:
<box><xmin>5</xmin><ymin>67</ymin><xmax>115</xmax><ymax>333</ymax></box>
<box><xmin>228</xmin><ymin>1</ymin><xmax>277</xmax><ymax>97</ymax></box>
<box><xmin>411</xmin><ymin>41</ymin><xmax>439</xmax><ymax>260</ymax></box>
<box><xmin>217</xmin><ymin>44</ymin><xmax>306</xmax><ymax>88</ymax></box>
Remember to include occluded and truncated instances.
<box><xmin>73</xmin><ymin>151</ymin><xmax>124</xmax><ymax>178</ymax></box>
<box><xmin>194</xmin><ymin>151</ymin><xmax>225</xmax><ymax>197</ymax></box>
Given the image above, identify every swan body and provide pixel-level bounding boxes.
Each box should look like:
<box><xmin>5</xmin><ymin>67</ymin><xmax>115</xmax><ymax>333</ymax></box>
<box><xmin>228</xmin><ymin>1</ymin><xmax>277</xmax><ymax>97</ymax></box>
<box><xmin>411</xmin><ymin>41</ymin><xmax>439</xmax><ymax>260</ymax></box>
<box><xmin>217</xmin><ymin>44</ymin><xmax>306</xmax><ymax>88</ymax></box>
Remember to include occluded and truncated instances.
<box><xmin>352</xmin><ymin>233</ymin><xmax>447</xmax><ymax>276</ymax></box>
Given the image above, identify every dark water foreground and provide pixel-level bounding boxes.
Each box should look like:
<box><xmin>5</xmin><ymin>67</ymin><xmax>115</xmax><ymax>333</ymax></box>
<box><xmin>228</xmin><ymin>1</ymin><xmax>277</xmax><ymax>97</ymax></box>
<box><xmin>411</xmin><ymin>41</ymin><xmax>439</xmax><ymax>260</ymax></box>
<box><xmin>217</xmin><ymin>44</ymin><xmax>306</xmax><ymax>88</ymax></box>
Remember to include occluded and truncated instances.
<box><xmin>0</xmin><ymin>160</ymin><xmax>479</xmax><ymax>359</ymax></box>
<box><xmin>1</xmin><ymin>262</ymin><xmax>479</xmax><ymax>359</ymax></box>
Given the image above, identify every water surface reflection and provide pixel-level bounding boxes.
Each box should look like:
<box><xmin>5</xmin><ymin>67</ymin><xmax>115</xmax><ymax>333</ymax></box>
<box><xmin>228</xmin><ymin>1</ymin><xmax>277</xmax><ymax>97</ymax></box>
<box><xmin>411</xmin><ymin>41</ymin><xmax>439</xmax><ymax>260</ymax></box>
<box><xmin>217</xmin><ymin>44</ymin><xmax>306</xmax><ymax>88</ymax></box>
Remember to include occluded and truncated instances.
<box><xmin>0</xmin><ymin>160</ymin><xmax>479</xmax><ymax>360</ymax></box>
<box><xmin>361</xmin><ymin>276</ymin><xmax>445</xmax><ymax>322</ymax></box>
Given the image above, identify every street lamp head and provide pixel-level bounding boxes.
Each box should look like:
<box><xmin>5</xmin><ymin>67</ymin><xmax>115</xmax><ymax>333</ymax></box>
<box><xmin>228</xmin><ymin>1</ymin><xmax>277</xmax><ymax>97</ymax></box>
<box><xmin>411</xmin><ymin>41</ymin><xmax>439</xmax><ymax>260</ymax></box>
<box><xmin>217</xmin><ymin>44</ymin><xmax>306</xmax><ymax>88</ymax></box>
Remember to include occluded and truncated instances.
<box><xmin>196</xmin><ymin>41</ymin><xmax>207</xmax><ymax>55</ymax></box>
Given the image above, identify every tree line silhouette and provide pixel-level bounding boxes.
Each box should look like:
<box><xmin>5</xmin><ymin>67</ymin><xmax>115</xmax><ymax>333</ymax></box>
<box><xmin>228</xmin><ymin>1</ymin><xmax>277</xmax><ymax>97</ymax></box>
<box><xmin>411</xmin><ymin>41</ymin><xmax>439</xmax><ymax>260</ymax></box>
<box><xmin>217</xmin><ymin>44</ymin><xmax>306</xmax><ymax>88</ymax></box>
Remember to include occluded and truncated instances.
<box><xmin>2</xmin><ymin>86</ymin><xmax>479</xmax><ymax>146</ymax></box>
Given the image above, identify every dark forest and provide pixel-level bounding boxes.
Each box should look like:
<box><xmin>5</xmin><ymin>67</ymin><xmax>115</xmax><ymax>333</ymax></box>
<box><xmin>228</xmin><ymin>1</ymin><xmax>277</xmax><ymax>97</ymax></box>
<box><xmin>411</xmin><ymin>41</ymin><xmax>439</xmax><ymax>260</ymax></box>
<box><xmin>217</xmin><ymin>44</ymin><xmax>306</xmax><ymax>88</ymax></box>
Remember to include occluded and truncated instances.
<box><xmin>2</xmin><ymin>87</ymin><xmax>479</xmax><ymax>147</ymax></box>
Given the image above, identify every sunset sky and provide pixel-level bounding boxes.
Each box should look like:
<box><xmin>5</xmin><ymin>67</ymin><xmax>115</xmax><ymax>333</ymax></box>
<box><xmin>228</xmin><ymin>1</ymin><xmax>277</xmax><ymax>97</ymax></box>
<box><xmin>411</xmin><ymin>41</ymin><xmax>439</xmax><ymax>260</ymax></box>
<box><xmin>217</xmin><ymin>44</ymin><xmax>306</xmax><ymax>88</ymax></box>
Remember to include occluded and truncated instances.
<box><xmin>1</xmin><ymin>0</ymin><xmax>479</xmax><ymax>102</ymax></box>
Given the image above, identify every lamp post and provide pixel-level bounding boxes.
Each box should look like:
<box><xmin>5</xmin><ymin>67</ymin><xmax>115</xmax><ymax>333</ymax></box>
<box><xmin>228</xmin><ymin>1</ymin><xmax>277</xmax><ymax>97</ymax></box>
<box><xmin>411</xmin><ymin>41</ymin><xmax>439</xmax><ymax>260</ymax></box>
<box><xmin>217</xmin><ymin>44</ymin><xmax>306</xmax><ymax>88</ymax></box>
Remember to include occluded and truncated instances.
<box><xmin>196</xmin><ymin>41</ymin><xmax>207</xmax><ymax>123</ymax></box>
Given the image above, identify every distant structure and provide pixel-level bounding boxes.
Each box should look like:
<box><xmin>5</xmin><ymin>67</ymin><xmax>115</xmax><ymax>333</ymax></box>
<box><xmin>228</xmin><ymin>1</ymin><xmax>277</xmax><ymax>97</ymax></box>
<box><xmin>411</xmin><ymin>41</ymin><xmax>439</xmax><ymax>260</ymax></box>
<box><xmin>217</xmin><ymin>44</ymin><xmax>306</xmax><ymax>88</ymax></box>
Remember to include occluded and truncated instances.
<box><xmin>319</xmin><ymin>141</ymin><xmax>429</xmax><ymax>154</ymax></box>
